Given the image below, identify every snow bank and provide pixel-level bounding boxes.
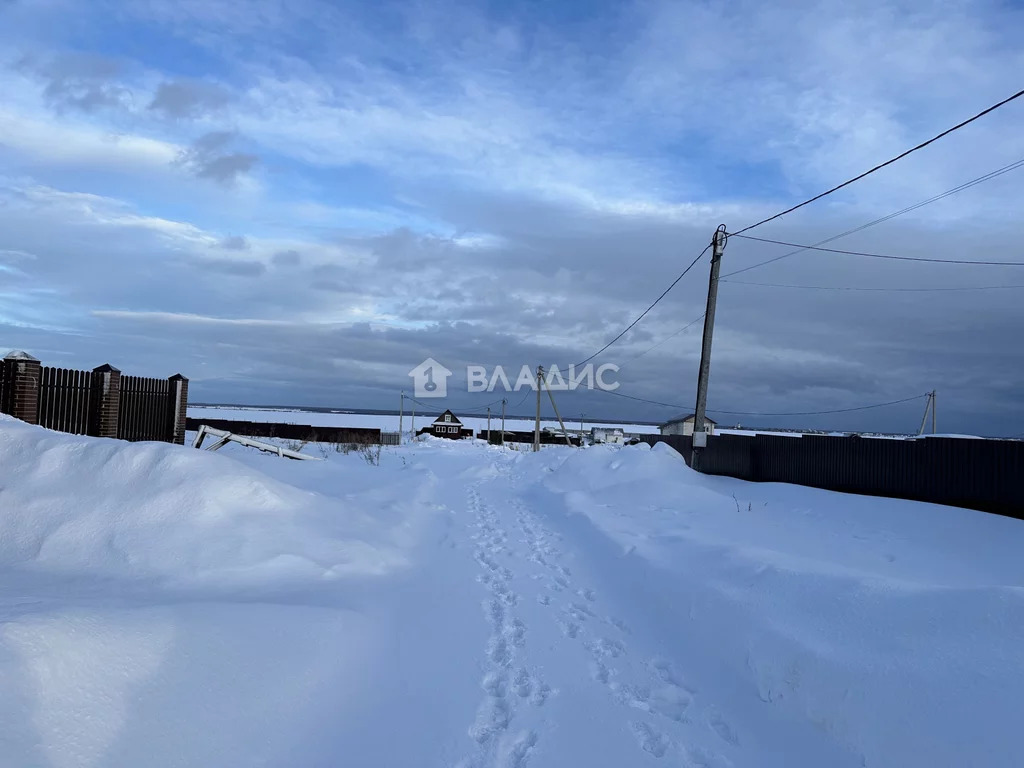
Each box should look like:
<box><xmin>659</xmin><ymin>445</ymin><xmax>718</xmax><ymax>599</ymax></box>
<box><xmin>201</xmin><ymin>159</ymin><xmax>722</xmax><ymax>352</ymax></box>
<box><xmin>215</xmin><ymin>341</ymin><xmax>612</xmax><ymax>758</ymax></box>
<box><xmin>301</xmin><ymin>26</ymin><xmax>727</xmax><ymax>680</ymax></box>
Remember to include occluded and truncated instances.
<box><xmin>0</xmin><ymin>414</ymin><xmax>414</xmax><ymax>589</ymax></box>
<box><xmin>532</xmin><ymin>442</ymin><xmax>1024</xmax><ymax>767</ymax></box>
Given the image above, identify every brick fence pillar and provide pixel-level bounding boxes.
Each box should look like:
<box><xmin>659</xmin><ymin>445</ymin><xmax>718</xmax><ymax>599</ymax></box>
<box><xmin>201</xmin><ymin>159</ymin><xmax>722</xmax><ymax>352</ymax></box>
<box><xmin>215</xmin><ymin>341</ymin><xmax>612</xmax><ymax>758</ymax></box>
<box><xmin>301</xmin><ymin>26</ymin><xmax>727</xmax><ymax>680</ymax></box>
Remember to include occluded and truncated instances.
<box><xmin>88</xmin><ymin>363</ymin><xmax>121</xmax><ymax>438</ymax></box>
<box><xmin>168</xmin><ymin>373</ymin><xmax>189</xmax><ymax>445</ymax></box>
<box><xmin>4</xmin><ymin>350</ymin><xmax>42</xmax><ymax>424</ymax></box>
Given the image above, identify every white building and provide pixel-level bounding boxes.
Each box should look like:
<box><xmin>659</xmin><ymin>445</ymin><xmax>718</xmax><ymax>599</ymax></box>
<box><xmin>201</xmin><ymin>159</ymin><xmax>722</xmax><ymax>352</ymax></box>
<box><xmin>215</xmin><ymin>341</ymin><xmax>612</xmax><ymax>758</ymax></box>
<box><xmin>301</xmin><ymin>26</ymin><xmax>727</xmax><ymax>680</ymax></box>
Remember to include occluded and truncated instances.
<box><xmin>590</xmin><ymin>427</ymin><xmax>625</xmax><ymax>444</ymax></box>
<box><xmin>659</xmin><ymin>414</ymin><xmax>717</xmax><ymax>436</ymax></box>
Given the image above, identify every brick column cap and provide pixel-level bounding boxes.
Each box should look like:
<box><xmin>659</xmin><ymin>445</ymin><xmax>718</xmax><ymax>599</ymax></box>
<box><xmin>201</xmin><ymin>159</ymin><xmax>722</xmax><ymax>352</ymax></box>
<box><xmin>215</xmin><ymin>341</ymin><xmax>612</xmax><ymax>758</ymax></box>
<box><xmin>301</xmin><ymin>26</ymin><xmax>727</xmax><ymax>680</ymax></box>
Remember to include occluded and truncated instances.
<box><xmin>169</xmin><ymin>373</ymin><xmax>189</xmax><ymax>381</ymax></box>
<box><xmin>93</xmin><ymin>363</ymin><xmax>121</xmax><ymax>373</ymax></box>
<box><xmin>4</xmin><ymin>350</ymin><xmax>38</xmax><ymax>361</ymax></box>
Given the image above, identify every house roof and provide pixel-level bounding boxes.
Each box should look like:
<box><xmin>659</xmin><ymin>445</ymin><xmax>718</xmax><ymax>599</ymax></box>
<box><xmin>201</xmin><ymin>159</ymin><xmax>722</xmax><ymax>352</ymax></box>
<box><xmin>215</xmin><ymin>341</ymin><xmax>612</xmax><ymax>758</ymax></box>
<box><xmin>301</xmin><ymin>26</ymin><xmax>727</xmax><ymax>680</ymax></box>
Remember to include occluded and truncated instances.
<box><xmin>430</xmin><ymin>409</ymin><xmax>463</xmax><ymax>425</ymax></box>
<box><xmin>659</xmin><ymin>413</ymin><xmax>717</xmax><ymax>427</ymax></box>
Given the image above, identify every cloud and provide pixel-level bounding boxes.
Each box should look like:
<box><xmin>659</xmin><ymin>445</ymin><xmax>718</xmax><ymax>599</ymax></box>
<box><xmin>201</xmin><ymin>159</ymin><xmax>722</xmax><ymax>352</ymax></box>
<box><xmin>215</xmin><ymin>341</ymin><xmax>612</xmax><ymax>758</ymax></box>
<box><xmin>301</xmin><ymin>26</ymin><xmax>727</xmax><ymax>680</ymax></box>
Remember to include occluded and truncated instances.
<box><xmin>272</xmin><ymin>249</ymin><xmax>301</xmax><ymax>266</ymax></box>
<box><xmin>148</xmin><ymin>79</ymin><xmax>230</xmax><ymax>119</ymax></box>
<box><xmin>193</xmin><ymin>257</ymin><xmax>266</xmax><ymax>277</ymax></box>
<box><xmin>15</xmin><ymin>52</ymin><xmax>132</xmax><ymax>113</ymax></box>
<box><xmin>175</xmin><ymin>131</ymin><xmax>258</xmax><ymax>186</ymax></box>
<box><xmin>2</xmin><ymin>1</ymin><xmax>1024</xmax><ymax>434</ymax></box>
<box><xmin>219</xmin><ymin>235</ymin><xmax>249</xmax><ymax>250</ymax></box>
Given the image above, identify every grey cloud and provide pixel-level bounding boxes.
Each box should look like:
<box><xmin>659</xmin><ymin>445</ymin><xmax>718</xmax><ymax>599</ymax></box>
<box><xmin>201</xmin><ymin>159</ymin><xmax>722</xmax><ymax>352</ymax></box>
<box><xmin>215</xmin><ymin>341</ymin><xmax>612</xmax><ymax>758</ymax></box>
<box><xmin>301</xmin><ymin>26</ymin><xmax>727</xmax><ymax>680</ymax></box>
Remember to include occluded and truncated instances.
<box><xmin>2</xmin><ymin>179</ymin><xmax>1022</xmax><ymax>435</ymax></box>
<box><xmin>219</xmin><ymin>235</ymin><xmax>249</xmax><ymax>250</ymax></box>
<box><xmin>273</xmin><ymin>250</ymin><xmax>302</xmax><ymax>266</ymax></box>
<box><xmin>16</xmin><ymin>52</ymin><xmax>131</xmax><ymax>113</ymax></box>
<box><xmin>148</xmin><ymin>79</ymin><xmax>230</xmax><ymax>119</ymax></box>
<box><xmin>176</xmin><ymin>131</ymin><xmax>258</xmax><ymax>186</ymax></box>
<box><xmin>196</xmin><ymin>258</ymin><xmax>266</xmax><ymax>277</ymax></box>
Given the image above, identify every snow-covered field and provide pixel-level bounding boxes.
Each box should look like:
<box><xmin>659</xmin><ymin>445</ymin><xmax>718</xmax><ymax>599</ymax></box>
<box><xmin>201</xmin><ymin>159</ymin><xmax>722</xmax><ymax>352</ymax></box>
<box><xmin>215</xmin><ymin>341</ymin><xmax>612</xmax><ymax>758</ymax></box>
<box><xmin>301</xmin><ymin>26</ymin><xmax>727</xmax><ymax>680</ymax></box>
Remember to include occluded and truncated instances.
<box><xmin>188</xmin><ymin>404</ymin><xmax>661</xmax><ymax>435</ymax></box>
<box><xmin>2</xmin><ymin>413</ymin><xmax>1023</xmax><ymax>767</ymax></box>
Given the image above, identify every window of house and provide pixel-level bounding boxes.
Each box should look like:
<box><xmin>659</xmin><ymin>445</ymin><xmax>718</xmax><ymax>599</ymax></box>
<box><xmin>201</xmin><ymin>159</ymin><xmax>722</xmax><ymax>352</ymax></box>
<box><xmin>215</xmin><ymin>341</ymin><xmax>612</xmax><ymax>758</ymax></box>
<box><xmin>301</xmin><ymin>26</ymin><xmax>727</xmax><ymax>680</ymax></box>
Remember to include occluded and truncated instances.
<box><xmin>444</xmin><ymin>413</ymin><xmax>451</xmax><ymax>422</ymax></box>
<box><xmin>449</xmin><ymin>426</ymin><xmax>456</xmax><ymax>433</ymax></box>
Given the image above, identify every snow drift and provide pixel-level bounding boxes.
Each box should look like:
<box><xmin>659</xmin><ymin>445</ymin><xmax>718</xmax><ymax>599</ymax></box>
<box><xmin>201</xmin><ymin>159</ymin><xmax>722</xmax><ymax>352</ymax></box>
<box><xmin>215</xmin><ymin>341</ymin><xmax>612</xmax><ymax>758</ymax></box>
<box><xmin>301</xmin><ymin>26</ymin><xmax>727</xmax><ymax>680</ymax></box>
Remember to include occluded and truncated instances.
<box><xmin>2</xmin><ymin>416</ymin><xmax>1022</xmax><ymax>767</ymax></box>
<box><xmin>535</xmin><ymin>442</ymin><xmax>1024</xmax><ymax>767</ymax></box>
<box><xmin>0</xmin><ymin>415</ymin><xmax>413</xmax><ymax>588</ymax></box>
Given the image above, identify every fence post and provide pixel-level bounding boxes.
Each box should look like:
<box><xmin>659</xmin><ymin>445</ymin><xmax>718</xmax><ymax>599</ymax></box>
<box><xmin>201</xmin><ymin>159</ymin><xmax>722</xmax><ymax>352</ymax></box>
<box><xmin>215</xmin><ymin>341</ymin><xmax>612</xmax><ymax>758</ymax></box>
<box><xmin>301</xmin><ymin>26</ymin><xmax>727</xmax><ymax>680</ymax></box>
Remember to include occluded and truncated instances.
<box><xmin>88</xmin><ymin>364</ymin><xmax>121</xmax><ymax>438</ymax></box>
<box><xmin>3</xmin><ymin>350</ymin><xmax>42</xmax><ymax>424</ymax></box>
<box><xmin>168</xmin><ymin>374</ymin><xmax>189</xmax><ymax>445</ymax></box>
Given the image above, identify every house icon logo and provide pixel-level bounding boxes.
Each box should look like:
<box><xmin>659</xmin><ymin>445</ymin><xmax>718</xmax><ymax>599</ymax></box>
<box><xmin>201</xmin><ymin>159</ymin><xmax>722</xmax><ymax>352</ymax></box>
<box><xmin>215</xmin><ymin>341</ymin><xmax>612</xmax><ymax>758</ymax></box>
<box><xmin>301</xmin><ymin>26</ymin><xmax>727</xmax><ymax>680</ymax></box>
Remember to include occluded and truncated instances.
<box><xmin>409</xmin><ymin>358</ymin><xmax>453</xmax><ymax>398</ymax></box>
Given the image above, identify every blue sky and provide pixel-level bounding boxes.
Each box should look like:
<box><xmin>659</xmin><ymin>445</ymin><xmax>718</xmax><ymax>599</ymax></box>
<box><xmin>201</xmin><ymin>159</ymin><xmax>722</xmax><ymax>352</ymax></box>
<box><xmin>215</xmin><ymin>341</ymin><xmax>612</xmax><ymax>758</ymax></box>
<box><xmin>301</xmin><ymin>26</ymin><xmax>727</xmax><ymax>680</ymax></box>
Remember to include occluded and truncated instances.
<box><xmin>1</xmin><ymin>0</ymin><xmax>1023</xmax><ymax>434</ymax></box>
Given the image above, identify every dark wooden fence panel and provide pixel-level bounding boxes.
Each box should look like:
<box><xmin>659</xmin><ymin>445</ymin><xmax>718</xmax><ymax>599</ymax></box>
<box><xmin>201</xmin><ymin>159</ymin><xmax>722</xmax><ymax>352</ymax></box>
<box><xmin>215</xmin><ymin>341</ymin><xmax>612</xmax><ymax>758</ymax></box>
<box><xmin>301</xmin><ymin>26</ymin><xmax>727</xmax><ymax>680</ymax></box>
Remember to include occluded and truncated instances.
<box><xmin>38</xmin><ymin>366</ymin><xmax>92</xmax><ymax>435</ymax></box>
<box><xmin>185</xmin><ymin>417</ymin><xmax>383</xmax><ymax>445</ymax></box>
<box><xmin>117</xmin><ymin>375</ymin><xmax>173</xmax><ymax>442</ymax></box>
<box><xmin>0</xmin><ymin>358</ymin><xmax>7</xmax><ymax>414</ymax></box>
<box><xmin>640</xmin><ymin>433</ymin><xmax>1024</xmax><ymax>517</ymax></box>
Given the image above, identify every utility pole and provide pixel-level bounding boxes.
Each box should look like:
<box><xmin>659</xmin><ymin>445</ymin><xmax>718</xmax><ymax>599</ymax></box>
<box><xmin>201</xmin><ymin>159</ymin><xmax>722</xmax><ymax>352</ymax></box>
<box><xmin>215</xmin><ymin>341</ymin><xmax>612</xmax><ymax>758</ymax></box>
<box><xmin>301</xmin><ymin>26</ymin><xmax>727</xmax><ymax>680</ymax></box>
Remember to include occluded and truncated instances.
<box><xmin>411</xmin><ymin>398</ymin><xmax>415</xmax><ymax>439</ymax></box>
<box><xmin>487</xmin><ymin>406</ymin><xmax>491</xmax><ymax>444</ymax></box>
<box><xmin>917</xmin><ymin>390</ymin><xmax>938</xmax><ymax>436</ymax></box>
<box><xmin>542</xmin><ymin>375</ymin><xmax>575</xmax><ymax>447</ymax></box>
<box><xmin>580</xmin><ymin>412</ymin><xmax>585</xmax><ymax>442</ymax></box>
<box><xmin>692</xmin><ymin>225</ymin><xmax>728</xmax><ymax>470</ymax></box>
<box><xmin>399</xmin><ymin>391</ymin><xmax>404</xmax><ymax>444</ymax></box>
<box><xmin>501</xmin><ymin>398</ymin><xmax>506</xmax><ymax>447</ymax></box>
<box><xmin>534</xmin><ymin>366</ymin><xmax>543</xmax><ymax>452</ymax></box>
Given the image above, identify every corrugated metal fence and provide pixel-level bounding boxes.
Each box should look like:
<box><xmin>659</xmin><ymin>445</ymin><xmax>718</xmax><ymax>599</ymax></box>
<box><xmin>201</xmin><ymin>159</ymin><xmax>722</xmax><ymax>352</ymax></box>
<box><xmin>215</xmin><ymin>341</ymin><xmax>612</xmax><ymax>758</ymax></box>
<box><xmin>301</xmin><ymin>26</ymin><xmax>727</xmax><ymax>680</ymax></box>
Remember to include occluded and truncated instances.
<box><xmin>640</xmin><ymin>433</ymin><xmax>1024</xmax><ymax>517</ymax></box>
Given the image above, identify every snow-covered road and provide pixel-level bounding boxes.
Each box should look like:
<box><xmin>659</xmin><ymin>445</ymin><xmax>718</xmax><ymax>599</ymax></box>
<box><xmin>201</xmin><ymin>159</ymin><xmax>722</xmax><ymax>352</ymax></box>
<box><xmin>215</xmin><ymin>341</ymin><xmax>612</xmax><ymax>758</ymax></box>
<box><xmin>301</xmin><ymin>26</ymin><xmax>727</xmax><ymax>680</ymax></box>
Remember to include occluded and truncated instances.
<box><xmin>2</xmin><ymin>416</ymin><xmax>1023</xmax><ymax>767</ymax></box>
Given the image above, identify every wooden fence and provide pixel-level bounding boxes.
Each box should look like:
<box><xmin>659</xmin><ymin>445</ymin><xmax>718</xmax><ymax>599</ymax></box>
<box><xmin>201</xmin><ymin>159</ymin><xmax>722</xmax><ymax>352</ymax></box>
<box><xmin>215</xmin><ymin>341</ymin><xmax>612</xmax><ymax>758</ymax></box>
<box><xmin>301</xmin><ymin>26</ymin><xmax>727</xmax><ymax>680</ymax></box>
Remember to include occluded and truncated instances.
<box><xmin>0</xmin><ymin>351</ymin><xmax>188</xmax><ymax>444</ymax></box>
<box><xmin>640</xmin><ymin>433</ymin><xmax>1024</xmax><ymax>518</ymax></box>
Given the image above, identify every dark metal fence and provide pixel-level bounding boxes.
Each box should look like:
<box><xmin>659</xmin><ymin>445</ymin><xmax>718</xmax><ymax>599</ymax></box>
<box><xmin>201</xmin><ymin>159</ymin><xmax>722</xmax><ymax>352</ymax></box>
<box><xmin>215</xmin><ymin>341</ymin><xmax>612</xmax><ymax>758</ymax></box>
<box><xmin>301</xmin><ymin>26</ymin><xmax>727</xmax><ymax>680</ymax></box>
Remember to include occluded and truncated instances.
<box><xmin>0</xmin><ymin>358</ymin><xmax>11</xmax><ymax>415</ymax></box>
<box><xmin>1</xmin><ymin>351</ymin><xmax>188</xmax><ymax>444</ymax></box>
<box><xmin>117</xmin><ymin>375</ymin><xmax>173</xmax><ymax>442</ymax></box>
<box><xmin>185</xmin><ymin>417</ymin><xmax>383</xmax><ymax>445</ymax></box>
<box><xmin>38</xmin><ymin>366</ymin><xmax>93</xmax><ymax>435</ymax></box>
<box><xmin>640</xmin><ymin>433</ymin><xmax>1024</xmax><ymax>517</ymax></box>
<box><xmin>481</xmin><ymin>430</ymin><xmax>582</xmax><ymax>446</ymax></box>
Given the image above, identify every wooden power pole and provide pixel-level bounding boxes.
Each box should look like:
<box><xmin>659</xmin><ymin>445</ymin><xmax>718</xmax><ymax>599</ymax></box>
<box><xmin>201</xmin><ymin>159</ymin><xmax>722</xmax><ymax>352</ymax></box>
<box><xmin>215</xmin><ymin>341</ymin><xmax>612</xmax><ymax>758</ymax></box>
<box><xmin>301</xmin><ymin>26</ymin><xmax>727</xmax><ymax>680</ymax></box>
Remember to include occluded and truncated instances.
<box><xmin>501</xmin><ymin>398</ymin><xmax>506</xmax><ymax>446</ymax></box>
<box><xmin>399</xmin><ymin>391</ymin><xmax>404</xmax><ymax>444</ymax></box>
<box><xmin>487</xmin><ymin>406</ymin><xmax>491</xmax><ymax>443</ymax></box>
<box><xmin>692</xmin><ymin>225</ymin><xmax>728</xmax><ymax>470</ymax></box>
<box><xmin>534</xmin><ymin>366</ymin><xmax>543</xmax><ymax>452</ymax></box>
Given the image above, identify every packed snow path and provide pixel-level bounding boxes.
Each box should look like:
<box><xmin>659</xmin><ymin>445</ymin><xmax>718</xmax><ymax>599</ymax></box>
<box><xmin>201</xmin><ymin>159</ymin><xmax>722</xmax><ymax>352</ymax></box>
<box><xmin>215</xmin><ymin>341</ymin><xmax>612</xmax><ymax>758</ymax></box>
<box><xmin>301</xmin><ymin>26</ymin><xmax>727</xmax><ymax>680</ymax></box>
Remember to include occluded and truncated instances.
<box><xmin>429</xmin><ymin>452</ymin><xmax>851</xmax><ymax>768</ymax></box>
<box><xmin>2</xmin><ymin>417</ymin><xmax>1023</xmax><ymax>767</ymax></box>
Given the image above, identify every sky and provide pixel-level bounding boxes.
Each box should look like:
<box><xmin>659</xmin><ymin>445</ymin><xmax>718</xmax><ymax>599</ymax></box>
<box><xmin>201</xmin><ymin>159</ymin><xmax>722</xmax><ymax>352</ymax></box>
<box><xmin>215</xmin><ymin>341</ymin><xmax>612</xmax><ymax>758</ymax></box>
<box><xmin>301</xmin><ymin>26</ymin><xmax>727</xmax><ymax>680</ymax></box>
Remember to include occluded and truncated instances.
<box><xmin>0</xmin><ymin>0</ymin><xmax>1022</xmax><ymax>435</ymax></box>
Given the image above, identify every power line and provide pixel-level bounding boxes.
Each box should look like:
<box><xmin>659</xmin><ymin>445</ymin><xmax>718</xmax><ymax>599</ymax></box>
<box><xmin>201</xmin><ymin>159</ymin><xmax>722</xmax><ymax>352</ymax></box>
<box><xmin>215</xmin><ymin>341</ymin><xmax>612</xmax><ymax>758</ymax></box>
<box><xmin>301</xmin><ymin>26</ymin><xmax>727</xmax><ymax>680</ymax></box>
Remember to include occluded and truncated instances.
<box><xmin>726</xmin><ymin>233</ymin><xmax>1024</xmax><ymax>266</ymax></box>
<box><xmin>723</xmin><ymin>153</ymin><xmax>1024</xmax><ymax>278</ymax></box>
<box><xmin>622</xmin><ymin>313</ymin><xmax>705</xmax><ymax>365</ymax></box>
<box><xmin>571</xmin><ymin>243</ymin><xmax>711</xmax><ymax>367</ymax></box>
<box><xmin>592</xmin><ymin>387</ymin><xmax>929</xmax><ymax>417</ymax></box>
<box><xmin>707</xmin><ymin>392</ymin><xmax>929</xmax><ymax>417</ymax></box>
<box><xmin>731</xmin><ymin>88</ymin><xmax>1024</xmax><ymax>236</ymax></box>
<box><xmin>403</xmin><ymin>393</ymin><xmax>505</xmax><ymax>414</ymax></box>
<box><xmin>723</xmin><ymin>278</ymin><xmax>1024</xmax><ymax>292</ymax></box>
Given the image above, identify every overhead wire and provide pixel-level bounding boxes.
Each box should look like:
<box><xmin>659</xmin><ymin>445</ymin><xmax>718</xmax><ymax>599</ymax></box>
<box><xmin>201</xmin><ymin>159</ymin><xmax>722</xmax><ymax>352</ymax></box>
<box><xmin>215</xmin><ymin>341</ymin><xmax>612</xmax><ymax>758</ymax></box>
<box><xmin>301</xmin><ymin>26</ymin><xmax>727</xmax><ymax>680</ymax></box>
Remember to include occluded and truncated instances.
<box><xmin>724</xmin><ymin>233</ymin><xmax>1024</xmax><ymax>266</ymax></box>
<box><xmin>570</xmin><ymin>242</ymin><xmax>711</xmax><ymax>368</ymax></box>
<box><xmin>721</xmin><ymin>155</ymin><xmax>1024</xmax><ymax>278</ymax></box>
<box><xmin>621</xmin><ymin>312</ymin><xmax>706</xmax><ymax>365</ymax></box>
<box><xmin>722</xmin><ymin>279</ymin><xmax>1024</xmax><ymax>292</ymax></box>
<box><xmin>730</xmin><ymin>88</ymin><xmax>1024</xmax><ymax>236</ymax></box>
<box><xmin>592</xmin><ymin>387</ymin><xmax>929</xmax><ymax>417</ymax></box>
